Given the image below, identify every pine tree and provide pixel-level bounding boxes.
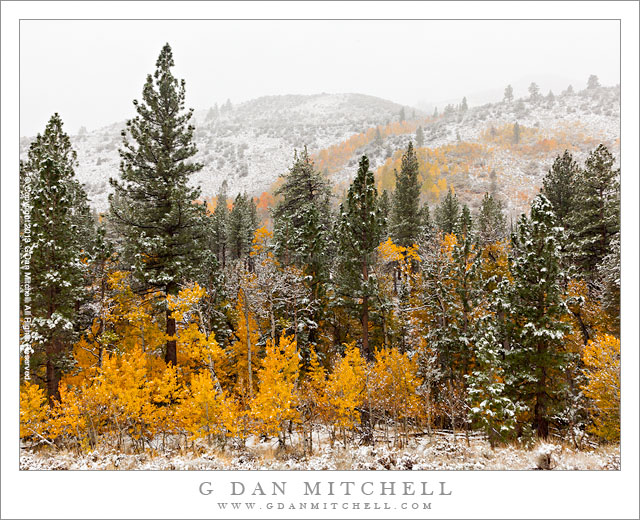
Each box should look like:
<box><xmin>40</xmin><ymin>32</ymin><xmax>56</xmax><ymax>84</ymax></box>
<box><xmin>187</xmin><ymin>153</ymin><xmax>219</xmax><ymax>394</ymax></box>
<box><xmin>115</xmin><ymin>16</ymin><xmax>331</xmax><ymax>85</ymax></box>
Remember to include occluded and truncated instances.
<box><xmin>419</xmin><ymin>202</ymin><xmax>434</xmax><ymax>241</ymax></box>
<box><xmin>504</xmin><ymin>84</ymin><xmax>514</xmax><ymax>103</ymax></box>
<box><xmin>571</xmin><ymin>145</ymin><xmax>620</xmax><ymax>278</ymax></box>
<box><xmin>466</xmin><ymin>315</ymin><xmax>519</xmax><ymax>447</ymax></box>
<box><xmin>272</xmin><ymin>147</ymin><xmax>333</xmax><ymax>354</ymax></box>
<box><xmin>513</xmin><ymin>122</ymin><xmax>521</xmax><ymax>144</ymax></box>
<box><xmin>108</xmin><ymin>43</ymin><xmax>207</xmax><ymax>366</ymax></box>
<box><xmin>211</xmin><ymin>180</ymin><xmax>229</xmax><ymax>268</ymax></box>
<box><xmin>587</xmin><ymin>75</ymin><xmax>600</xmax><ymax>90</ymax></box>
<box><xmin>377</xmin><ymin>189</ymin><xmax>391</xmax><ymax>238</ymax></box>
<box><xmin>528</xmin><ymin>82</ymin><xmax>541</xmax><ymax>102</ymax></box>
<box><xmin>541</xmin><ymin>150</ymin><xmax>579</xmax><ymax>230</ymax></box>
<box><xmin>476</xmin><ymin>193</ymin><xmax>506</xmax><ymax>246</ymax></box>
<box><xmin>399</xmin><ymin>107</ymin><xmax>405</xmax><ymax>122</ymax></box>
<box><xmin>435</xmin><ymin>188</ymin><xmax>460</xmax><ymax>235</ymax></box>
<box><xmin>20</xmin><ymin>114</ymin><xmax>89</xmax><ymax>400</ymax></box>
<box><xmin>460</xmin><ymin>97</ymin><xmax>468</xmax><ymax>112</ymax></box>
<box><xmin>415</xmin><ymin>126</ymin><xmax>424</xmax><ymax>147</ymax></box>
<box><xmin>390</xmin><ymin>141</ymin><xmax>421</xmax><ymax>247</ymax></box>
<box><xmin>334</xmin><ymin>156</ymin><xmax>383</xmax><ymax>359</ymax></box>
<box><xmin>506</xmin><ymin>194</ymin><xmax>570</xmax><ymax>438</ymax></box>
<box><xmin>227</xmin><ymin>194</ymin><xmax>251</xmax><ymax>262</ymax></box>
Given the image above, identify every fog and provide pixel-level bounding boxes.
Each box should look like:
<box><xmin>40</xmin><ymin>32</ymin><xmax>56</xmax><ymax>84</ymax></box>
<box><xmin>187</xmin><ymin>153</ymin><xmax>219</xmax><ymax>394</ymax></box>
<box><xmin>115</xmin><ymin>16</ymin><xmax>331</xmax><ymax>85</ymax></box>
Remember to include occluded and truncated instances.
<box><xmin>20</xmin><ymin>19</ymin><xmax>619</xmax><ymax>136</ymax></box>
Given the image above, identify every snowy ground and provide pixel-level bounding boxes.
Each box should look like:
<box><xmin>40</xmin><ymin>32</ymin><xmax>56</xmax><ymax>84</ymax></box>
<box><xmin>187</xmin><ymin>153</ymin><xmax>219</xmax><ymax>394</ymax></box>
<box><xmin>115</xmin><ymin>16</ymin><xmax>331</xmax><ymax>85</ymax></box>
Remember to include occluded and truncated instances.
<box><xmin>20</xmin><ymin>432</ymin><xmax>620</xmax><ymax>471</ymax></box>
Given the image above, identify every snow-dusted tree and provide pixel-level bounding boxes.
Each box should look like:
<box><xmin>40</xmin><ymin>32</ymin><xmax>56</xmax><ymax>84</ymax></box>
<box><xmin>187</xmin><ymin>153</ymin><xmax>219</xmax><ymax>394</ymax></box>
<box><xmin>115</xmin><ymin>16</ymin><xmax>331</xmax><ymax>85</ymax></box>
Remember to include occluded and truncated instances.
<box><xmin>272</xmin><ymin>147</ymin><xmax>333</xmax><ymax>354</ymax></box>
<box><xmin>587</xmin><ymin>74</ymin><xmax>600</xmax><ymax>90</ymax></box>
<box><xmin>435</xmin><ymin>188</ymin><xmax>460</xmax><ymax>235</ymax></box>
<box><xmin>228</xmin><ymin>193</ymin><xmax>258</xmax><ymax>264</ymax></box>
<box><xmin>415</xmin><ymin>126</ymin><xmax>425</xmax><ymax>147</ymax></box>
<box><xmin>109</xmin><ymin>43</ymin><xmax>207</xmax><ymax>366</ymax></box>
<box><xmin>542</xmin><ymin>151</ymin><xmax>579</xmax><ymax>230</ymax></box>
<box><xmin>476</xmin><ymin>192</ymin><xmax>506</xmax><ymax>246</ymax></box>
<box><xmin>597</xmin><ymin>234</ymin><xmax>620</xmax><ymax>335</ymax></box>
<box><xmin>513</xmin><ymin>122</ymin><xmax>521</xmax><ymax>144</ymax></box>
<box><xmin>334</xmin><ymin>156</ymin><xmax>384</xmax><ymax>359</ymax></box>
<box><xmin>460</xmin><ymin>97</ymin><xmax>468</xmax><ymax>112</ymax></box>
<box><xmin>211</xmin><ymin>180</ymin><xmax>229</xmax><ymax>268</ymax></box>
<box><xmin>390</xmin><ymin>141</ymin><xmax>421</xmax><ymax>248</ymax></box>
<box><xmin>506</xmin><ymin>194</ymin><xmax>570</xmax><ymax>438</ymax></box>
<box><xmin>570</xmin><ymin>145</ymin><xmax>620</xmax><ymax>279</ymax></box>
<box><xmin>20</xmin><ymin>113</ymin><xmax>89</xmax><ymax>400</ymax></box>
<box><xmin>528</xmin><ymin>82</ymin><xmax>541</xmax><ymax>102</ymax></box>
<box><xmin>503</xmin><ymin>84</ymin><xmax>514</xmax><ymax>103</ymax></box>
<box><xmin>466</xmin><ymin>315</ymin><xmax>519</xmax><ymax>447</ymax></box>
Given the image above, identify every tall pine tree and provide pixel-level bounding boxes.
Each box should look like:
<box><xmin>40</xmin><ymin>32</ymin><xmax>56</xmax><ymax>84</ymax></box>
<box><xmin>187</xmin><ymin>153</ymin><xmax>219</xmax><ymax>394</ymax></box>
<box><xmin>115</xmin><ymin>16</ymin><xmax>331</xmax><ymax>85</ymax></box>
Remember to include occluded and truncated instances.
<box><xmin>506</xmin><ymin>194</ymin><xmax>569</xmax><ymax>438</ymax></box>
<box><xmin>20</xmin><ymin>114</ymin><xmax>89</xmax><ymax>400</ymax></box>
<box><xmin>390</xmin><ymin>141</ymin><xmax>421</xmax><ymax>247</ymax></box>
<box><xmin>435</xmin><ymin>188</ymin><xmax>460</xmax><ymax>235</ymax></box>
<box><xmin>109</xmin><ymin>43</ymin><xmax>207</xmax><ymax>366</ymax></box>
<box><xmin>334</xmin><ymin>156</ymin><xmax>383</xmax><ymax>358</ymax></box>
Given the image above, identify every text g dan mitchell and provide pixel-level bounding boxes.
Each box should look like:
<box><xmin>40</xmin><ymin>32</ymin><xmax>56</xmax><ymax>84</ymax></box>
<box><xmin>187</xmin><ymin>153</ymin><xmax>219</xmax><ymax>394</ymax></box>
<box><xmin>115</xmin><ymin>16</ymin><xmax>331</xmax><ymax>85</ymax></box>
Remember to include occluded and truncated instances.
<box><xmin>199</xmin><ymin>480</ymin><xmax>453</xmax><ymax>497</ymax></box>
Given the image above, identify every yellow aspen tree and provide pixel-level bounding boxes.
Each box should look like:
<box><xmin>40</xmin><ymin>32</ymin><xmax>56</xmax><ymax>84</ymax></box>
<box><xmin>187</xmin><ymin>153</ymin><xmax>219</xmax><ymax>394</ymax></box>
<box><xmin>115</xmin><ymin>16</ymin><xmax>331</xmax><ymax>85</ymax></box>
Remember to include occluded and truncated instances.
<box><xmin>326</xmin><ymin>342</ymin><xmax>367</xmax><ymax>445</ymax></box>
<box><xmin>251</xmin><ymin>335</ymin><xmax>300</xmax><ymax>446</ymax></box>
<box><xmin>581</xmin><ymin>334</ymin><xmax>620</xmax><ymax>441</ymax></box>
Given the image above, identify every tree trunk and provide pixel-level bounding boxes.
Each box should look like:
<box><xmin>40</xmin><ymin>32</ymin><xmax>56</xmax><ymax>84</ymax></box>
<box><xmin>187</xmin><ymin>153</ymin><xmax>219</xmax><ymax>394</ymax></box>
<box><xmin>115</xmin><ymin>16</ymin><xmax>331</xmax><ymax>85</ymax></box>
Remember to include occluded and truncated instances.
<box><xmin>535</xmin><ymin>364</ymin><xmax>549</xmax><ymax>439</ymax></box>
<box><xmin>165</xmin><ymin>282</ymin><xmax>179</xmax><ymax>365</ymax></box>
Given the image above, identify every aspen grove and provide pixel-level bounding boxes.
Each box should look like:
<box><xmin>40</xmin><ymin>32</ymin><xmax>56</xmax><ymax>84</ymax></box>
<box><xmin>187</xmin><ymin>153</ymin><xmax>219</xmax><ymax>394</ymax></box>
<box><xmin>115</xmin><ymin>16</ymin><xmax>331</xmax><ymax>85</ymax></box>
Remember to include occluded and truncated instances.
<box><xmin>20</xmin><ymin>44</ymin><xmax>620</xmax><ymax>459</ymax></box>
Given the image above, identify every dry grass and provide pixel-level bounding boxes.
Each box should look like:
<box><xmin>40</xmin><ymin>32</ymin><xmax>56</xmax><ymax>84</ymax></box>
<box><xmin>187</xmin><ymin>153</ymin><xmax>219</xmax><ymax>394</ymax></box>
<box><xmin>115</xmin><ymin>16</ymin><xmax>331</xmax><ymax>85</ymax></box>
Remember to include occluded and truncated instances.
<box><xmin>19</xmin><ymin>431</ymin><xmax>620</xmax><ymax>471</ymax></box>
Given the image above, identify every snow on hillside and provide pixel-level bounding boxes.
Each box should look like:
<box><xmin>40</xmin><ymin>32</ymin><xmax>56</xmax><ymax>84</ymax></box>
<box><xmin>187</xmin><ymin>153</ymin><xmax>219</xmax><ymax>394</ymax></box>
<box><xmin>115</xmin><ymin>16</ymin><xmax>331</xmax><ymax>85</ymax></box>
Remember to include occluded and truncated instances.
<box><xmin>19</xmin><ymin>87</ymin><xmax>619</xmax><ymax>215</ymax></box>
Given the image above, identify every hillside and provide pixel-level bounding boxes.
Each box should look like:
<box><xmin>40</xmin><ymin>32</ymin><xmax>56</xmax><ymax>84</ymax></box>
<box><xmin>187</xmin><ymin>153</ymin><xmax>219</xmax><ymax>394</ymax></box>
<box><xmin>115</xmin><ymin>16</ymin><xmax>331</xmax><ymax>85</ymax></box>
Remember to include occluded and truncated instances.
<box><xmin>19</xmin><ymin>86</ymin><xmax>619</xmax><ymax>216</ymax></box>
<box><xmin>20</xmin><ymin>93</ymin><xmax>418</xmax><ymax>211</ymax></box>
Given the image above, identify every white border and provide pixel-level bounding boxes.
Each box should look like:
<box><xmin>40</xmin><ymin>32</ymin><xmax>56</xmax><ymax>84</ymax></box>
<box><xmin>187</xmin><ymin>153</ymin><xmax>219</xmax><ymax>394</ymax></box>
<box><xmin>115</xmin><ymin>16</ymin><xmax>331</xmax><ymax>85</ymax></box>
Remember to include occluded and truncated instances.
<box><xmin>2</xmin><ymin>2</ymin><xmax>638</xmax><ymax>519</ymax></box>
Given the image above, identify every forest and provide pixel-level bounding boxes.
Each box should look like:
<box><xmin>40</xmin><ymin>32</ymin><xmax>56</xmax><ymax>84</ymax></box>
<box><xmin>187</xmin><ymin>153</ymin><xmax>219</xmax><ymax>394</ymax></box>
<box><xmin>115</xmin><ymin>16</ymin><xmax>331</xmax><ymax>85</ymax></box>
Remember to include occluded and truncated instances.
<box><xmin>19</xmin><ymin>44</ymin><xmax>620</xmax><ymax>464</ymax></box>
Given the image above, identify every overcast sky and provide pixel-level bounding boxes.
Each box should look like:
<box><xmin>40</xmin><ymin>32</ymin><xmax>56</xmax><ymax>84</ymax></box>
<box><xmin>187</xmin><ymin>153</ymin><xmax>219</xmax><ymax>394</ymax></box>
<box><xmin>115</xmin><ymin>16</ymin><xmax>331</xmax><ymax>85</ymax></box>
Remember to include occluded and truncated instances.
<box><xmin>20</xmin><ymin>19</ymin><xmax>620</xmax><ymax>136</ymax></box>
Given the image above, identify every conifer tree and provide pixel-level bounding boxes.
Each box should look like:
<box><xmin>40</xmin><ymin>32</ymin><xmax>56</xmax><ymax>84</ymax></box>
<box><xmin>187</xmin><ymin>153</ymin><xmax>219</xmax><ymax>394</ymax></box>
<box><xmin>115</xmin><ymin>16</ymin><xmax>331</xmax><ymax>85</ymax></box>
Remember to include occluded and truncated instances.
<box><xmin>377</xmin><ymin>189</ymin><xmax>391</xmax><ymax>238</ymax></box>
<box><xmin>390</xmin><ymin>141</ymin><xmax>421</xmax><ymax>247</ymax></box>
<box><xmin>435</xmin><ymin>188</ymin><xmax>460</xmax><ymax>235</ymax></box>
<box><xmin>506</xmin><ymin>194</ymin><xmax>570</xmax><ymax>438</ymax></box>
<box><xmin>513</xmin><ymin>122</ymin><xmax>521</xmax><ymax>144</ymax></box>
<box><xmin>416</xmin><ymin>126</ymin><xmax>425</xmax><ymax>147</ymax></box>
<box><xmin>334</xmin><ymin>156</ymin><xmax>383</xmax><ymax>358</ymax></box>
<box><xmin>108</xmin><ymin>43</ymin><xmax>206</xmax><ymax>366</ymax></box>
<box><xmin>570</xmin><ymin>145</ymin><xmax>620</xmax><ymax>278</ymax></box>
<box><xmin>228</xmin><ymin>193</ymin><xmax>257</xmax><ymax>263</ymax></box>
<box><xmin>272</xmin><ymin>147</ymin><xmax>333</xmax><ymax>354</ymax></box>
<box><xmin>541</xmin><ymin>150</ymin><xmax>579</xmax><ymax>230</ymax></box>
<box><xmin>211</xmin><ymin>180</ymin><xmax>229</xmax><ymax>268</ymax></box>
<box><xmin>460</xmin><ymin>97</ymin><xmax>468</xmax><ymax>112</ymax></box>
<box><xmin>20</xmin><ymin>113</ymin><xmax>89</xmax><ymax>400</ymax></box>
<box><xmin>504</xmin><ymin>84</ymin><xmax>514</xmax><ymax>103</ymax></box>
<box><xmin>476</xmin><ymin>193</ymin><xmax>506</xmax><ymax>246</ymax></box>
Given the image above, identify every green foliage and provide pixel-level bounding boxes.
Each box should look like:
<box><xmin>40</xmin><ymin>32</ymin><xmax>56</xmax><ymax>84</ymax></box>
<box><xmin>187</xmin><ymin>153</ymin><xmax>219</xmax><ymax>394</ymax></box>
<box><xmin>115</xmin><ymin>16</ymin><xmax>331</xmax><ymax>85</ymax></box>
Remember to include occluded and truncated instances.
<box><xmin>390</xmin><ymin>141</ymin><xmax>421</xmax><ymax>247</ymax></box>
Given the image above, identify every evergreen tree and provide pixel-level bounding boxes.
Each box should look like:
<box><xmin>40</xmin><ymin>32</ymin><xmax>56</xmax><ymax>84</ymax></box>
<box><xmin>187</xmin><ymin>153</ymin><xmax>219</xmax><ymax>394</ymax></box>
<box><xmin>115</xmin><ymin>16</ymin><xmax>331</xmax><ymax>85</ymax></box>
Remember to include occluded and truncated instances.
<box><xmin>460</xmin><ymin>97</ymin><xmax>468</xmax><ymax>112</ymax></box>
<box><xmin>108</xmin><ymin>43</ymin><xmax>206</xmax><ymax>366</ymax></box>
<box><xmin>399</xmin><ymin>107</ymin><xmax>405</xmax><ymax>122</ymax></box>
<box><xmin>377</xmin><ymin>189</ymin><xmax>391</xmax><ymax>238</ymax></box>
<box><xmin>272</xmin><ymin>147</ymin><xmax>333</xmax><ymax>353</ymax></box>
<box><xmin>433</xmin><ymin>107</ymin><xmax>438</xmax><ymax>117</ymax></box>
<box><xmin>211</xmin><ymin>180</ymin><xmax>229</xmax><ymax>268</ymax></box>
<box><xmin>228</xmin><ymin>193</ymin><xmax>257</xmax><ymax>263</ymax></box>
<box><xmin>419</xmin><ymin>202</ymin><xmax>434</xmax><ymax>241</ymax></box>
<box><xmin>375</xmin><ymin>127</ymin><xmax>383</xmax><ymax>146</ymax></box>
<box><xmin>334</xmin><ymin>156</ymin><xmax>383</xmax><ymax>358</ymax></box>
<box><xmin>506</xmin><ymin>194</ymin><xmax>570</xmax><ymax>438</ymax></box>
<box><xmin>390</xmin><ymin>141</ymin><xmax>421</xmax><ymax>247</ymax></box>
<box><xmin>476</xmin><ymin>192</ymin><xmax>506</xmax><ymax>246</ymax></box>
<box><xmin>415</xmin><ymin>126</ymin><xmax>425</xmax><ymax>147</ymax></box>
<box><xmin>571</xmin><ymin>145</ymin><xmax>620</xmax><ymax>278</ymax></box>
<box><xmin>528</xmin><ymin>82</ymin><xmax>541</xmax><ymax>102</ymax></box>
<box><xmin>435</xmin><ymin>188</ymin><xmax>460</xmax><ymax>235</ymax></box>
<box><xmin>20</xmin><ymin>114</ymin><xmax>89</xmax><ymax>400</ymax></box>
<box><xmin>466</xmin><ymin>314</ymin><xmax>519</xmax><ymax>447</ymax></box>
<box><xmin>587</xmin><ymin>75</ymin><xmax>600</xmax><ymax>90</ymax></box>
<box><xmin>541</xmin><ymin>150</ymin><xmax>579</xmax><ymax>230</ymax></box>
<box><xmin>513</xmin><ymin>122</ymin><xmax>521</xmax><ymax>144</ymax></box>
<box><xmin>504</xmin><ymin>84</ymin><xmax>514</xmax><ymax>103</ymax></box>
